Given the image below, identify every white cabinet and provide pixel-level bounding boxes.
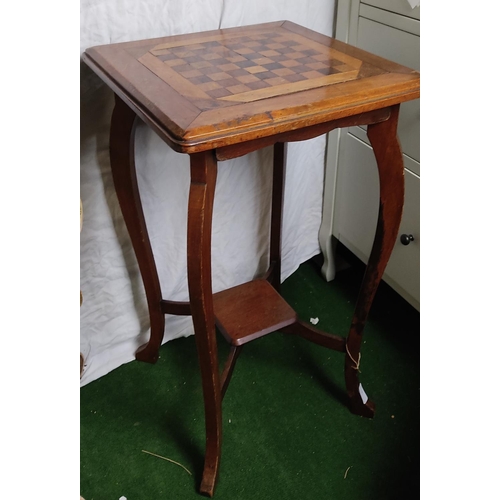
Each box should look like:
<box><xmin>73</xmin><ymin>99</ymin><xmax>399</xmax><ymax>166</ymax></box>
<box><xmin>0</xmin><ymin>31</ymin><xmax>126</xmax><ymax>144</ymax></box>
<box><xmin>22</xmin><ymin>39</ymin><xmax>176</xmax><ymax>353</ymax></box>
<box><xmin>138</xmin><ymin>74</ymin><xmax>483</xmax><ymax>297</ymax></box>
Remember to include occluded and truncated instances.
<box><xmin>319</xmin><ymin>0</ymin><xmax>420</xmax><ymax>310</ymax></box>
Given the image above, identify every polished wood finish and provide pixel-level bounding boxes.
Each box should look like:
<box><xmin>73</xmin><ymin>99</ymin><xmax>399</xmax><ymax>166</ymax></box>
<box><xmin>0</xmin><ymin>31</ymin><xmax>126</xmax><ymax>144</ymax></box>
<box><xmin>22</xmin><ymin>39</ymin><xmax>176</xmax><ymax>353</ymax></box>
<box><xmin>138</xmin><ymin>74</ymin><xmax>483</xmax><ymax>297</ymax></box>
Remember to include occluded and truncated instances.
<box><xmin>84</xmin><ymin>21</ymin><xmax>420</xmax><ymax>497</ymax></box>
<box><xmin>344</xmin><ymin>105</ymin><xmax>404</xmax><ymax>418</ymax></box>
<box><xmin>83</xmin><ymin>21</ymin><xmax>419</xmax><ymax>154</ymax></box>
<box><xmin>282</xmin><ymin>321</ymin><xmax>346</xmax><ymax>352</ymax></box>
<box><xmin>187</xmin><ymin>151</ymin><xmax>221</xmax><ymax>497</ymax></box>
<box><xmin>214</xmin><ymin>108</ymin><xmax>391</xmax><ymax>161</ymax></box>
<box><xmin>220</xmin><ymin>346</ymin><xmax>242</xmax><ymax>399</ymax></box>
<box><xmin>213</xmin><ymin>279</ymin><xmax>297</xmax><ymax>346</ymax></box>
<box><xmin>160</xmin><ymin>299</ymin><xmax>191</xmax><ymax>316</ymax></box>
<box><xmin>109</xmin><ymin>95</ymin><xmax>165</xmax><ymax>363</ymax></box>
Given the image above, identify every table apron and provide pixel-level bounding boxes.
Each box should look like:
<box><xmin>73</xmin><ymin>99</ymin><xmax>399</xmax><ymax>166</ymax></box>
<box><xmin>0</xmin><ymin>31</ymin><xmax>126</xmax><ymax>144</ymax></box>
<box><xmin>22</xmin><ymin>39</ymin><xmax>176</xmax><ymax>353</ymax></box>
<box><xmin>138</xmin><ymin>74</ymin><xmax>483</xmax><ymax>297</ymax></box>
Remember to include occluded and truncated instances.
<box><xmin>215</xmin><ymin>107</ymin><xmax>392</xmax><ymax>161</ymax></box>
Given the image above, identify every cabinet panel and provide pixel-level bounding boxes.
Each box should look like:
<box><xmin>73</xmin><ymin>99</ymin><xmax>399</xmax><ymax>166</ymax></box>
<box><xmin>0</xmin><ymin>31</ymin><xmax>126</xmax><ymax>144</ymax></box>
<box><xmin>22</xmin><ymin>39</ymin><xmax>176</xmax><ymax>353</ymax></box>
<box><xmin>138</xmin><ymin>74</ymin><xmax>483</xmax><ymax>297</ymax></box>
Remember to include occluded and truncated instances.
<box><xmin>333</xmin><ymin>132</ymin><xmax>420</xmax><ymax>309</ymax></box>
<box><xmin>334</xmin><ymin>132</ymin><xmax>379</xmax><ymax>254</ymax></box>
<box><xmin>356</xmin><ymin>17</ymin><xmax>420</xmax><ymax>165</ymax></box>
<box><xmin>361</xmin><ymin>0</ymin><xmax>420</xmax><ymax>20</ymax></box>
<box><xmin>360</xmin><ymin>4</ymin><xmax>419</xmax><ymax>35</ymax></box>
<box><xmin>349</xmin><ymin>124</ymin><xmax>419</xmax><ymax>176</ymax></box>
<box><xmin>320</xmin><ymin>0</ymin><xmax>420</xmax><ymax>309</ymax></box>
<box><xmin>357</xmin><ymin>17</ymin><xmax>419</xmax><ymax>69</ymax></box>
<box><xmin>384</xmin><ymin>169</ymin><xmax>419</xmax><ymax>309</ymax></box>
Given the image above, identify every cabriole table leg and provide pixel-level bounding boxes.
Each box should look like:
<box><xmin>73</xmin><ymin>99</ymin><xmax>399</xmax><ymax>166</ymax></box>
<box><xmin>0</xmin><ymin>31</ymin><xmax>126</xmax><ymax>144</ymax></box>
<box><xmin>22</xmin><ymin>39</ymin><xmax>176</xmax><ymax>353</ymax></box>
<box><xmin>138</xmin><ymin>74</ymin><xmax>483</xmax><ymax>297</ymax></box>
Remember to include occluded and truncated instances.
<box><xmin>344</xmin><ymin>105</ymin><xmax>405</xmax><ymax>418</ymax></box>
<box><xmin>109</xmin><ymin>94</ymin><xmax>165</xmax><ymax>363</ymax></box>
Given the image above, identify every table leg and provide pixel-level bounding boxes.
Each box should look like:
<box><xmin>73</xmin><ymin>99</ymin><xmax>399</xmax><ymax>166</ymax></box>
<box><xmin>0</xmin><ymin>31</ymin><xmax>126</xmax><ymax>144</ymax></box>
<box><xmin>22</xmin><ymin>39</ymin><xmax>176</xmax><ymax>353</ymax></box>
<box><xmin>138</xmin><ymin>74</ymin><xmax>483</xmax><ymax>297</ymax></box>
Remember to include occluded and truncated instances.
<box><xmin>187</xmin><ymin>150</ymin><xmax>222</xmax><ymax>497</ymax></box>
<box><xmin>268</xmin><ymin>142</ymin><xmax>287</xmax><ymax>292</ymax></box>
<box><xmin>345</xmin><ymin>105</ymin><xmax>405</xmax><ymax>418</ymax></box>
<box><xmin>109</xmin><ymin>94</ymin><xmax>165</xmax><ymax>363</ymax></box>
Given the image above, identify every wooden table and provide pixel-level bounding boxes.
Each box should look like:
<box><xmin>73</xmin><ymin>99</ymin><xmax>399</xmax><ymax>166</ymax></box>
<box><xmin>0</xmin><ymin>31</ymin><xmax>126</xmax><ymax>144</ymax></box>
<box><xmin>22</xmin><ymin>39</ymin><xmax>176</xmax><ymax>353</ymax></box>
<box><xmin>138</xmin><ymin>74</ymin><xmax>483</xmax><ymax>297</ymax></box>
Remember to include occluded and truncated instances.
<box><xmin>83</xmin><ymin>21</ymin><xmax>420</xmax><ymax>497</ymax></box>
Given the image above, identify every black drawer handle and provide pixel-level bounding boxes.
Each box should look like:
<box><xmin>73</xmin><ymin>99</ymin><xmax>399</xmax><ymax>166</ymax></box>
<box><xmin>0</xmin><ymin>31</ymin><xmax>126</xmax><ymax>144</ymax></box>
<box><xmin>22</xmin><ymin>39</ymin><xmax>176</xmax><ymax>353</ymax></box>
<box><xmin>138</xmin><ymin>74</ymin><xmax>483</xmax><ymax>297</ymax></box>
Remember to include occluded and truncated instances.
<box><xmin>400</xmin><ymin>234</ymin><xmax>414</xmax><ymax>246</ymax></box>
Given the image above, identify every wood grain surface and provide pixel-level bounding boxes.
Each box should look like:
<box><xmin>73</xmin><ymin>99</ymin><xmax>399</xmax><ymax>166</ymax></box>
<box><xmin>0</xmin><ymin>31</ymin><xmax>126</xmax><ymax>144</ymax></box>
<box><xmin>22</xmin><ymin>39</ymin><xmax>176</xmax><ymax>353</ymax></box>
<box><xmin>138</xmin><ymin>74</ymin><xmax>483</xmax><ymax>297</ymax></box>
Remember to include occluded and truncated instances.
<box><xmin>83</xmin><ymin>21</ymin><xmax>419</xmax><ymax>153</ymax></box>
<box><xmin>213</xmin><ymin>279</ymin><xmax>297</xmax><ymax>346</ymax></box>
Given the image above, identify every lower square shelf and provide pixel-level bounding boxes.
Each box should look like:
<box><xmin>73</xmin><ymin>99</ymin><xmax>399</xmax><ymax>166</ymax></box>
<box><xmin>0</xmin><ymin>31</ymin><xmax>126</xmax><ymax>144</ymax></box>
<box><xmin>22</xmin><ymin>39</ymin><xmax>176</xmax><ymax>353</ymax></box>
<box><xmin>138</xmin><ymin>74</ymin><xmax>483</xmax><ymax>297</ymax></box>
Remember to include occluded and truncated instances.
<box><xmin>213</xmin><ymin>279</ymin><xmax>298</xmax><ymax>346</ymax></box>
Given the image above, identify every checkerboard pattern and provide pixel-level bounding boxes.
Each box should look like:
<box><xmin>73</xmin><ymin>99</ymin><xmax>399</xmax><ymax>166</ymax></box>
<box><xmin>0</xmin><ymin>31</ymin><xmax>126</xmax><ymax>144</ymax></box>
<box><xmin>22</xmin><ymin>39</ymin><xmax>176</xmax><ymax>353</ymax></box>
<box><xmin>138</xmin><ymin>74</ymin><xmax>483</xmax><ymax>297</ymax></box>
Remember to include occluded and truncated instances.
<box><xmin>153</xmin><ymin>32</ymin><xmax>348</xmax><ymax>99</ymax></box>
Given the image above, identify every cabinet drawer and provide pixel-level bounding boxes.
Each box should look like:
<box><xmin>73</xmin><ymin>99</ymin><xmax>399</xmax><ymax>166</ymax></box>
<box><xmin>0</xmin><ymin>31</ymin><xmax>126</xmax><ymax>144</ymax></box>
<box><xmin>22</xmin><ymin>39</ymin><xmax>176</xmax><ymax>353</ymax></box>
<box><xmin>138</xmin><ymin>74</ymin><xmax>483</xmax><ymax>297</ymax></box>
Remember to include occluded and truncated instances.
<box><xmin>357</xmin><ymin>17</ymin><xmax>419</xmax><ymax>69</ymax></box>
<box><xmin>361</xmin><ymin>0</ymin><xmax>420</xmax><ymax>20</ymax></box>
<box><xmin>349</xmin><ymin>125</ymin><xmax>419</xmax><ymax>176</ymax></box>
<box><xmin>360</xmin><ymin>4</ymin><xmax>419</xmax><ymax>35</ymax></box>
<box><xmin>333</xmin><ymin>132</ymin><xmax>420</xmax><ymax>309</ymax></box>
<box><xmin>356</xmin><ymin>16</ymin><xmax>420</xmax><ymax>165</ymax></box>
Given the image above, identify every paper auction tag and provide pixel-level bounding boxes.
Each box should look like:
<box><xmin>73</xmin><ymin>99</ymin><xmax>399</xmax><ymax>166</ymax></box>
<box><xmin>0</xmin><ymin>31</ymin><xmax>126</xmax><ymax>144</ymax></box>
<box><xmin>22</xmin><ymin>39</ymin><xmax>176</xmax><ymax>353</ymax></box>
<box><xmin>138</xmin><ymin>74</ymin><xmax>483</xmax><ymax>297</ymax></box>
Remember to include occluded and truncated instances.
<box><xmin>358</xmin><ymin>383</ymin><xmax>368</xmax><ymax>404</ymax></box>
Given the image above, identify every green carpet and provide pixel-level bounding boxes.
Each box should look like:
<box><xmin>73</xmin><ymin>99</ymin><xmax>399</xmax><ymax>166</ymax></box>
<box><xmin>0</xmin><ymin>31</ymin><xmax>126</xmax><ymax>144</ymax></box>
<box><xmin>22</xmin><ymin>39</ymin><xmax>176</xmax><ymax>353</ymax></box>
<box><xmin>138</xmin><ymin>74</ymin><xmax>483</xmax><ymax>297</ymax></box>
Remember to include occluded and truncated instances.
<box><xmin>80</xmin><ymin>251</ymin><xmax>419</xmax><ymax>499</ymax></box>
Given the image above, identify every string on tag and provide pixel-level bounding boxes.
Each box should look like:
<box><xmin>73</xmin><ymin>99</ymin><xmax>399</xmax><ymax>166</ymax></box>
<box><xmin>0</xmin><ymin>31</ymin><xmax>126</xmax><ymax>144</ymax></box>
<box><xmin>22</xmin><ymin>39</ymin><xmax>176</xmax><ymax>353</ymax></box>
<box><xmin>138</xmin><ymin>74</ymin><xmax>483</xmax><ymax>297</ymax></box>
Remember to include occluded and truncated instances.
<box><xmin>345</xmin><ymin>344</ymin><xmax>361</xmax><ymax>373</ymax></box>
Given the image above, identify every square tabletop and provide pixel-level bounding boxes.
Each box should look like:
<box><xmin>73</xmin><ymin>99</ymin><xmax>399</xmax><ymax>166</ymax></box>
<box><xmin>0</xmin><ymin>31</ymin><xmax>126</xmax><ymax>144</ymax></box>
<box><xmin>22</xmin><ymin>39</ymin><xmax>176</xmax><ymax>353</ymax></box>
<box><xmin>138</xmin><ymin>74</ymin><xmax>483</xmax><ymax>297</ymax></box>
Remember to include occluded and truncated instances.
<box><xmin>83</xmin><ymin>21</ymin><xmax>419</xmax><ymax>154</ymax></box>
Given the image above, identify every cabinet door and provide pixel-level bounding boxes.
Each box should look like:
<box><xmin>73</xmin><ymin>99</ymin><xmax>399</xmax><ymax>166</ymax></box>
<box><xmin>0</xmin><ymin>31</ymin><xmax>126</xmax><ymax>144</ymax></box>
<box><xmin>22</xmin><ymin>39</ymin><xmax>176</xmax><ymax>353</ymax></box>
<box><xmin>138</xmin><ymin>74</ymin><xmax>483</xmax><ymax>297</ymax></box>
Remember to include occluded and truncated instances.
<box><xmin>321</xmin><ymin>0</ymin><xmax>420</xmax><ymax>309</ymax></box>
<box><xmin>333</xmin><ymin>132</ymin><xmax>420</xmax><ymax>309</ymax></box>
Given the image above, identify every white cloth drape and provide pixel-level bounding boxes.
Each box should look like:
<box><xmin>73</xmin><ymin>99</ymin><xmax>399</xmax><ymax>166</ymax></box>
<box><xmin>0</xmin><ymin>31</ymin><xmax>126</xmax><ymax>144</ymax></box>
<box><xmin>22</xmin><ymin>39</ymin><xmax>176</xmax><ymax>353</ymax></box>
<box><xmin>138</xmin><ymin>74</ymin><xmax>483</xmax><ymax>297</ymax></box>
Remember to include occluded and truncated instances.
<box><xmin>80</xmin><ymin>0</ymin><xmax>335</xmax><ymax>385</ymax></box>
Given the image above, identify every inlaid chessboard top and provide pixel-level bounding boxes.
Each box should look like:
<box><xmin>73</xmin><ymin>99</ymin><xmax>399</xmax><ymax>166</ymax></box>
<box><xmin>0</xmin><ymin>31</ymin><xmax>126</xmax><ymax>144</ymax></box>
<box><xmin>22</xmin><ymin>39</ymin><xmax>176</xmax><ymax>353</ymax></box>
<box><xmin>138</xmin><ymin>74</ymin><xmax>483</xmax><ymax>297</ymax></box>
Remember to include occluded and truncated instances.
<box><xmin>142</xmin><ymin>29</ymin><xmax>364</xmax><ymax>103</ymax></box>
<box><xmin>83</xmin><ymin>21</ymin><xmax>419</xmax><ymax>153</ymax></box>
